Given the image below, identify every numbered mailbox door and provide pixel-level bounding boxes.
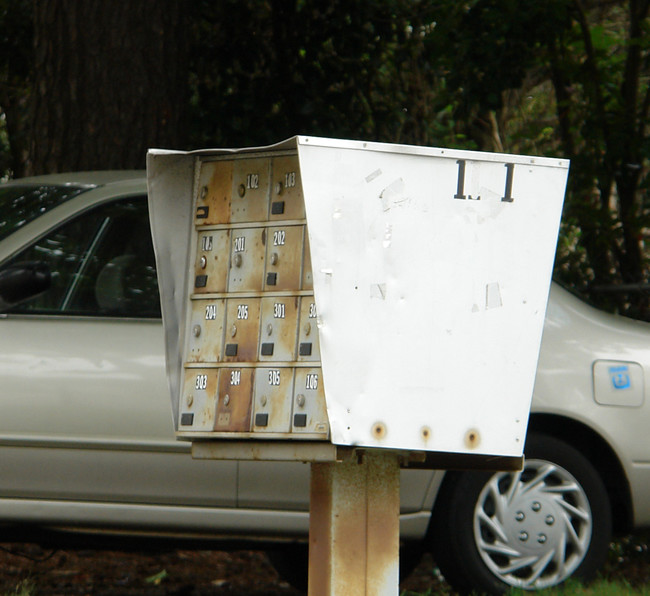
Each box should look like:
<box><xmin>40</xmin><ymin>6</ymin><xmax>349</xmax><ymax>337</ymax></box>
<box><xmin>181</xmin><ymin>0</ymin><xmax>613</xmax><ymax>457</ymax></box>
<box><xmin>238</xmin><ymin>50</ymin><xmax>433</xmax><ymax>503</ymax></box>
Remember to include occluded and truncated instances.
<box><xmin>252</xmin><ymin>367</ymin><xmax>294</xmax><ymax>433</ymax></box>
<box><xmin>270</xmin><ymin>155</ymin><xmax>305</xmax><ymax>221</ymax></box>
<box><xmin>228</xmin><ymin>228</ymin><xmax>267</xmax><ymax>292</ymax></box>
<box><xmin>223</xmin><ymin>298</ymin><xmax>262</xmax><ymax>362</ymax></box>
<box><xmin>193</xmin><ymin>230</ymin><xmax>230</xmax><ymax>294</ymax></box>
<box><xmin>180</xmin><ymin>368</ymin><xmax>219</xmax><ymax>431</ymax></box>
<box><xmin>186</xmin><ymin>299</ymin><xmax>225</xmax><ymax>363</ymax></box>
<box><xmin>292</xmin><ymin>367</ymin><xmax>328</xmax><ymax>434</ymax></box>
<box><xmin>215</xmin><ymin>368</ymin><xmax>254</xmax><ymax>432</ymax></box>
<box><xmin>258</xmin><ymin>296</ymin><xmax>299</xmax><ymax>361</ymax></box>
<box><xmin>195</xmin><ymin>160</ymin><xmax>233</xmax><ymax>225</ymax></box>
<box><xmin>264</xmin><ymin>225</ymin><xmax>304</xmax><ymax>291</ymax></box>
<box><xmin>231</xmin><ymin>158</ymin><xmax>271</xmax><ymax>222</ymax></box>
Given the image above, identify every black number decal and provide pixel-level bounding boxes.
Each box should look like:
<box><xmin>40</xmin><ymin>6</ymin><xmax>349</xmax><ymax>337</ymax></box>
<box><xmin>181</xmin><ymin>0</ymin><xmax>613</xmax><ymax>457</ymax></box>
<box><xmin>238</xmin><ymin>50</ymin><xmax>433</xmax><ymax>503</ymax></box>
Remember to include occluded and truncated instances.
<box><xmin>502</xmin><ymin>163</ymin><xmax>515</xmax><ymax>203</ymax></box>
<box><xmin>453</xmin><ymin>160</ymin><xmax>480</xmax><ymax>201</ymax></box>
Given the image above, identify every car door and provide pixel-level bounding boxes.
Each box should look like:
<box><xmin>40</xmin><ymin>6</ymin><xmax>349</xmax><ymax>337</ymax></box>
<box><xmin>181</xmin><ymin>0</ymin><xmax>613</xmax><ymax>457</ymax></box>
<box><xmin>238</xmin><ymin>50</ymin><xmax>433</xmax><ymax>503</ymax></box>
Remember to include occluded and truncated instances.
<box><xmin>0</xmin><ymin>192</ymin><xmax>237</xmax><ymax>511</ymax></box>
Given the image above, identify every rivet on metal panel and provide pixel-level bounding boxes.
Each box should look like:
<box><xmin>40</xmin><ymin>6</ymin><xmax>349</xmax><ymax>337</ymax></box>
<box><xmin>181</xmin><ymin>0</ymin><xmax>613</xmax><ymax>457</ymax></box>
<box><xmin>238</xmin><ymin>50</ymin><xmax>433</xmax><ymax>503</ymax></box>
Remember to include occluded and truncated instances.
<box><xmin>465</xmin><ymin>429</ymin><xmax>480</xmax><ymax>449</ymax></box>
<box><xmin>372</xmin><ymin>422</ymin><xmax>386</xmax><ymax>439</ymax></box>
<box><xmin>421</xmin><ymin>426</ymin><xmax>431</xmax><ymax>441</ymax></box>
<box><xmin>192</xmin><ymin>325</ymin><xmax>201</xmax><ymax>338</ymax></box>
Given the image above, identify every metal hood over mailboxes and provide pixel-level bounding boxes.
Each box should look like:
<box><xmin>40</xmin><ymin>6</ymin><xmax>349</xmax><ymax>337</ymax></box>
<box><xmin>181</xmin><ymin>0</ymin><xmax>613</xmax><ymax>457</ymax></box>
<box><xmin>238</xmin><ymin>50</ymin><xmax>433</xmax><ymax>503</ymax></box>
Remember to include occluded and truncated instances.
<box><xmin>147</xmin><ymin>136</ymin><xmax>568</xmax><ymax>461</ymax></box>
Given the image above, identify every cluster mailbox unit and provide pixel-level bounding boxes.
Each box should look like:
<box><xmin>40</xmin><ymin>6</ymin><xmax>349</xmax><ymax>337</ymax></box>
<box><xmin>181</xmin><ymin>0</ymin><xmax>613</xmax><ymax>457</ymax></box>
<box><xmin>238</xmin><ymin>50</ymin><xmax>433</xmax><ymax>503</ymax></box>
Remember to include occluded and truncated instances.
<box><xmin>147</xmin><ymin>136</ymin><xmax>568</xmax><ymax>465</ymax></box>
<box><xmin>147</xmin><ymin>137</ymin><xmax>568</xmax><ymax>594</ymax></box>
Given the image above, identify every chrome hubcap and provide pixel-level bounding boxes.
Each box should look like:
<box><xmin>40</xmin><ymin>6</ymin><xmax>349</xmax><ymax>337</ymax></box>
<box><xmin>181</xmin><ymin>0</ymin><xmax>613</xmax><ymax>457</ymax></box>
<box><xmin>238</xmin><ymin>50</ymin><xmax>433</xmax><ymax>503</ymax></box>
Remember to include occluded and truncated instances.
<box><xmin>473</xmin><ymin>459</ymin><xmax>592</xmax><ymax>589</ymax></box>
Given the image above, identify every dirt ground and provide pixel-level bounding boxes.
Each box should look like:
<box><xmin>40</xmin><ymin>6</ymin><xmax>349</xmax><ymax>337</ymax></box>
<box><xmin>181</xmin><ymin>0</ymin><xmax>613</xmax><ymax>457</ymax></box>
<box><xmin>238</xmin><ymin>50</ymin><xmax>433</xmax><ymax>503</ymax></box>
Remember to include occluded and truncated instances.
<box><xmin>0</xmin><ymin>544</ymin><xmax>448</xmax><ymax>596</ymax></box>
<box><xmin>0</xmin><ymin>533</ymin><xmax>649</xmax><ymax>595</ymax></box>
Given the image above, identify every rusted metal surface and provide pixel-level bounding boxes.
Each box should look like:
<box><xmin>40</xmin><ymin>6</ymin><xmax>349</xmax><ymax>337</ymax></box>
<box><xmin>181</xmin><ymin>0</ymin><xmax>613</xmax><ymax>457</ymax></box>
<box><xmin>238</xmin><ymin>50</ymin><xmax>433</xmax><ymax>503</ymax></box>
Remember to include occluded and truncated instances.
<box><xmin>215</xmin><ymin>367</ymin><xmax>254</xmax><ymax>432</ymax></box>
<box><xmin>292</xmin><ymin>367</ymin><xmax>328</xmax><ymax>434</ymax></box>
<box><xmin>195</xmin><ymin>159</ymin><xmax>233</xmax><ymax>225</ymax></box>
<box><xmin>228</xmin><ymin>227</ymin><xmax>267</xmax><ymax>292</ymax></box>
<box><xmin>223</xmin><ymin>298</ymin><xmax>262</xmax><ymax>362</ymax></box>
<box><xmin>297</xmin><ymin>296</ymin><xmax>320</xmax><ymax>362</ymax></box>
<box><xmin>270</xmin><ymin>155</ymin><xmax>305</xmax><ymax>220</ymax></box>
<box><xmin>193</xmin><ymin>229</ymin><xmax>230</xmax><ymax>294</ymax></box>
<box><xmin>258</xmin><ymin>295</ymin><xmax>300</xmax><ymax>361</ymax></box>
<box><xmin>264</xmin><ymin>224</ymin><xmax>305</xmax><ymax>291</ymax></box>
<box><xmin>231</xmin><ymin>157</ymin><xmax>271</xmax><ymax>222</ymax></box>
<box><xmin>309</xmin><ymin>451</ymin><xmax>400</xmax><ymax>596</ymax></box>
<box><xmin>252</xmin><ymin>367</ymin><xmax>294</xmax><ymax>433</ymax></box>
<box><xmin>186</xmin><ymin>298</ymin><xmax>226</xmax><ymax>363</ymax></box>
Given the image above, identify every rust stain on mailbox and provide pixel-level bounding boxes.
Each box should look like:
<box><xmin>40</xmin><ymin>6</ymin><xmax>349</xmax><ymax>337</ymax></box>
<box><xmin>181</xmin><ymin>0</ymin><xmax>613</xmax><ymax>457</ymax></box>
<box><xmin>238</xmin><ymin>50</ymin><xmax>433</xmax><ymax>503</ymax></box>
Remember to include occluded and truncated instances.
<box><xmin>216</xmin><ymin>367</ymin><xmax>253</xmax><ymax>432</ymax></box>
<box><xmin>196</xmin><ymin>160</ymin><xmax>232</xmax><ymax>225</ymax></box>
<box><xmin>258</xmin><ymin>296</ymin><xmax>299</xmax><ymax>362</ymax></box>
<box><xmin>223</xmin><ymin>298</ymin><xmax>262</xmax><ymax>362</ymax></box>
<box><xmin>193</xmin><ymin>229</ymin><xmax>230</xmax><ymax>294</ymax></box>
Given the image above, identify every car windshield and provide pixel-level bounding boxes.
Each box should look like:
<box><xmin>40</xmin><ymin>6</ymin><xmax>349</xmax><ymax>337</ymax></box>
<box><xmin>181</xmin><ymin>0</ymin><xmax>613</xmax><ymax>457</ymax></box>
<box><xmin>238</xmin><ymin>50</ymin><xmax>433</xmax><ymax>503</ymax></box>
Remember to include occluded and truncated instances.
<box><xmin>0</xmin><ymin>184</ymin><xmax>92</xmax><ymax>242</ymax></box>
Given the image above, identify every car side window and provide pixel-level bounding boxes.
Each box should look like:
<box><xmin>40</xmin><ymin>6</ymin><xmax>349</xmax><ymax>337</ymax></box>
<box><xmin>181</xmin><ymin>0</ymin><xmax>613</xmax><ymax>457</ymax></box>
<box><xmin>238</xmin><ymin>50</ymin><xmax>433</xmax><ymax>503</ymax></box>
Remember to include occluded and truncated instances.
<box><xmin>5</xmin><ymin>196</ymin><xmax>161</xmax><ymax>318</ymax></box>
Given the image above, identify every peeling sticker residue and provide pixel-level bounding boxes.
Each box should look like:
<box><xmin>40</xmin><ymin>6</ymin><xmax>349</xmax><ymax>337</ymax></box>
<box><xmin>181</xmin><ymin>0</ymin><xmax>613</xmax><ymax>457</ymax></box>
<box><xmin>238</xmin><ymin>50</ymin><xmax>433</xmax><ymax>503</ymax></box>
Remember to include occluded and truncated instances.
<box><xmin>379</xmin><ymin>179</ymin><xmax>407</xmax><ymax>211</ymax></box>
<box><xmin>382</xmin><ymin>224</ymin><xmax>393</xmax><ymax>249</ymax></box>
<box><xmin>486</xmin><ymin>282</ymin><xmax>503</xmax><ymax>309</ymax></box>
<box><xmin>365</xmin><ymin>169</ymin><xmax>382</xmax><ymax>183</ymax></box>
<box><xmin>370</xmin><ymin>283</ymin><xmax>387</xmax><ymax>300</ymax></box>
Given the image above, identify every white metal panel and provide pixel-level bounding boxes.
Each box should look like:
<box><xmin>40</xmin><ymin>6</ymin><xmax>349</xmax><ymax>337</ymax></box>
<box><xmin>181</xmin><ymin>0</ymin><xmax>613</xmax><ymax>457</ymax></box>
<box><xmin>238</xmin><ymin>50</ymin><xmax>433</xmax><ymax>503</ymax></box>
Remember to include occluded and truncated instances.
<box><xmin>296</xmin><ymin>137</ymin><xmax>567</xmax><ymax>456</ymax></box>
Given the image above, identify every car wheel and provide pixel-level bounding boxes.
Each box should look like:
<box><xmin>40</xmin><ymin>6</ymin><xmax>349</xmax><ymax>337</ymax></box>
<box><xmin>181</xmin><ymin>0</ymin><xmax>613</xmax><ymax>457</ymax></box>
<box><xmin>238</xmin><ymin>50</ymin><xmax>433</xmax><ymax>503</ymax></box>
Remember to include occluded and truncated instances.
<box><xmin>431</xmin><ymin>432</ymin><xmax>612</xmax><ymax>594</ymax></box>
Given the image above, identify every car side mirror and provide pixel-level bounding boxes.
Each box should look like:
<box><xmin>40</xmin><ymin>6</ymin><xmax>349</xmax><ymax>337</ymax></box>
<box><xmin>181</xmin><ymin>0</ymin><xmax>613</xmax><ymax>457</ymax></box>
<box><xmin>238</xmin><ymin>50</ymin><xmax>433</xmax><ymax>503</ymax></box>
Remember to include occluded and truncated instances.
<box><xmin>0</xmin><ymin>261</ymin><xmax>51</xmax><ymax>311</ymax></box>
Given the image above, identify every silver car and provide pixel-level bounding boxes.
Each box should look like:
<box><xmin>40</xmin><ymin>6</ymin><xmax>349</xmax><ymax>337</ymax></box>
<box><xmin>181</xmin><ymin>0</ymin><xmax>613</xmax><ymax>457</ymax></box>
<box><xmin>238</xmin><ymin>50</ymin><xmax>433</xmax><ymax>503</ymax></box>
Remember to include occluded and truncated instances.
<box><xmin>1</xmin><ymin>172</ymin><xmax>649</xmax><ymax>594</ymax></box>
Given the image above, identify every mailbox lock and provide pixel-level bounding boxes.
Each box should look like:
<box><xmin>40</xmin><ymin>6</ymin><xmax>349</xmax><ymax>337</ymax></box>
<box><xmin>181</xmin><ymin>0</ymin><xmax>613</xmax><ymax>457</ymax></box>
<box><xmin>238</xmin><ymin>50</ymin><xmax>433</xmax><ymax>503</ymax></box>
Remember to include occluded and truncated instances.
<box><xmin>223</xmin><ymin>394</ymin><xmax>230</xmax><ymax>406</ymax></box>
<box><xmin>230</xmin><ymin>324</ymin><xmax>237</xmax><ymax>337</ymax></box>
<box><xmin>266</xmin><ymin>323</ymin><xmax>273</xmax><ymax>336</ymax></box>
<box><xmin>270</xmin><ymin>252</ymin><xmax>279</xmax><ymax>266</ymax></box>
<box><xmin>192</xmin><ymin>324</ymin><xmax>201</xmax><ymax>338</ymax></box>
<box><xmin>200</xmin><ymin>185</ymin><xmax>208</xmax><ymax>200</ymax></box>
<box><xmin>304</xmin><ymin>322</ymin><xmax>311</xmax><ymax>336</ymax></box>
<box><xmin>199</xmin><ymin>255</ymin><xmax>207</xmax><ymax>269</ymax></box>
<box><xmin>260</xmin><ymin>395</ymin><xmax>267</xmax><ymax>407</ymax></box>
<box><xmin>186</xmin><ymin>394</ymin><xmax>193</xmax><ymax>407</ymax></box>
<box><xmin>296</xmin><ymin>394</ymin><xmax>306</xmax><ymax>408</ymax></box>
<box><xmin>233</xmin><ymin>253</ymin><xmax>242</xmax><ymax>268</ymax></box>
<box><xmin>238</xmin><ymin>183</ymin><xmax>246</xmax><ymax>197</ymax></box>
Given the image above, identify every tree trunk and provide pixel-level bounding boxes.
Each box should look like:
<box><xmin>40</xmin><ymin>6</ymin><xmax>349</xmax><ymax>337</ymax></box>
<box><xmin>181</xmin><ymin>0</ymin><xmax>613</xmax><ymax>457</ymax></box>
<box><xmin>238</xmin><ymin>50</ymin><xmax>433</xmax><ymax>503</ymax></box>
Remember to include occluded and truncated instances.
<box><xmin>28</xmin><ymin>1</ymin><xmax>188</xmax><ymax>175</ymax></box>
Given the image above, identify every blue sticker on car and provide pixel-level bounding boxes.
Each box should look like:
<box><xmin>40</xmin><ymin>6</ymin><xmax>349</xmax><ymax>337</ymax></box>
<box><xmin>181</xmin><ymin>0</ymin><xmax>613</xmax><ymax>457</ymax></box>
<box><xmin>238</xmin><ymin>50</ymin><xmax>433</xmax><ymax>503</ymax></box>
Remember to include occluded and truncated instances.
<box><xmin>609</xmin><ymin>365</ymin><xmax>631</xmax><ymax>390</ymax></box>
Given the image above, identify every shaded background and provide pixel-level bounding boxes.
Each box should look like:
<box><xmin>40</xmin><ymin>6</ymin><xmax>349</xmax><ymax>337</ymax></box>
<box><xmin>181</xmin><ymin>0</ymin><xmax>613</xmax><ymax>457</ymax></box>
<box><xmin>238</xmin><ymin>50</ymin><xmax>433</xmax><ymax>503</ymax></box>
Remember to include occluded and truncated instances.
<box><xmin>0</xmin><ymin>0</ymin><xmax>649</xmax><ymax>318</ymax></box>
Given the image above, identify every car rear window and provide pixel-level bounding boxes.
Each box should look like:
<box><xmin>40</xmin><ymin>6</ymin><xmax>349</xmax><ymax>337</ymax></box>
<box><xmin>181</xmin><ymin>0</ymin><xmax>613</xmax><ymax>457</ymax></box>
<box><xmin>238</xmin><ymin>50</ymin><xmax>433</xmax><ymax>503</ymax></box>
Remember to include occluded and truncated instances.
<box><xmin>0</xmin><ymin>184</ymin><xmax>91</xmax><ymax>241</ymax></box>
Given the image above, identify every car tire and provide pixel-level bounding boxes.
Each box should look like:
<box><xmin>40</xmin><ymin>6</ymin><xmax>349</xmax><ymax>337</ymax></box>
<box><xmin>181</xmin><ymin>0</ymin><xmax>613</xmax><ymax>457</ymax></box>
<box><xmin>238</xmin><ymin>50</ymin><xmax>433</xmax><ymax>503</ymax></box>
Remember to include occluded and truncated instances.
<box><xmin>430</xmin><ymin>432</ymin><xmax>612</xmax><ymax>594</ymax></box>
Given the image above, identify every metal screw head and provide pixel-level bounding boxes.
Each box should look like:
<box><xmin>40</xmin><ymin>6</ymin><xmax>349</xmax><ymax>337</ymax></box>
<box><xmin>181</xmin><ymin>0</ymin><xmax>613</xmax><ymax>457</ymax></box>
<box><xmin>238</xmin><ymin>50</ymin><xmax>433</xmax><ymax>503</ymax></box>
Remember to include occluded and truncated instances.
<box><xmin>193</xmin><ymin>324</ymin><xmax>201</xmax><ymax>338</ymax></box>
<box><xmin>537</xmin><ymin>533</ymin><xmax>547</xmax><ymax>544</ymax></box>
<box><xmin>546</xmin><ymin>515</ymin><xmax>555</xmax><ymax>525</ymax></box>
<box><xmin>518</xmin><ymin>531</ymin><xmax>529</xmax><ymax>542</ymax></box>
<box><xmin>532</xmin><ymin>501</ymin><xmax>542</xmax><ymax>512</ymax></box>
<box><xmin>515</xmin><ymin>511</ymin><xmax>525</xmax><ymax>522</ymax></box>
